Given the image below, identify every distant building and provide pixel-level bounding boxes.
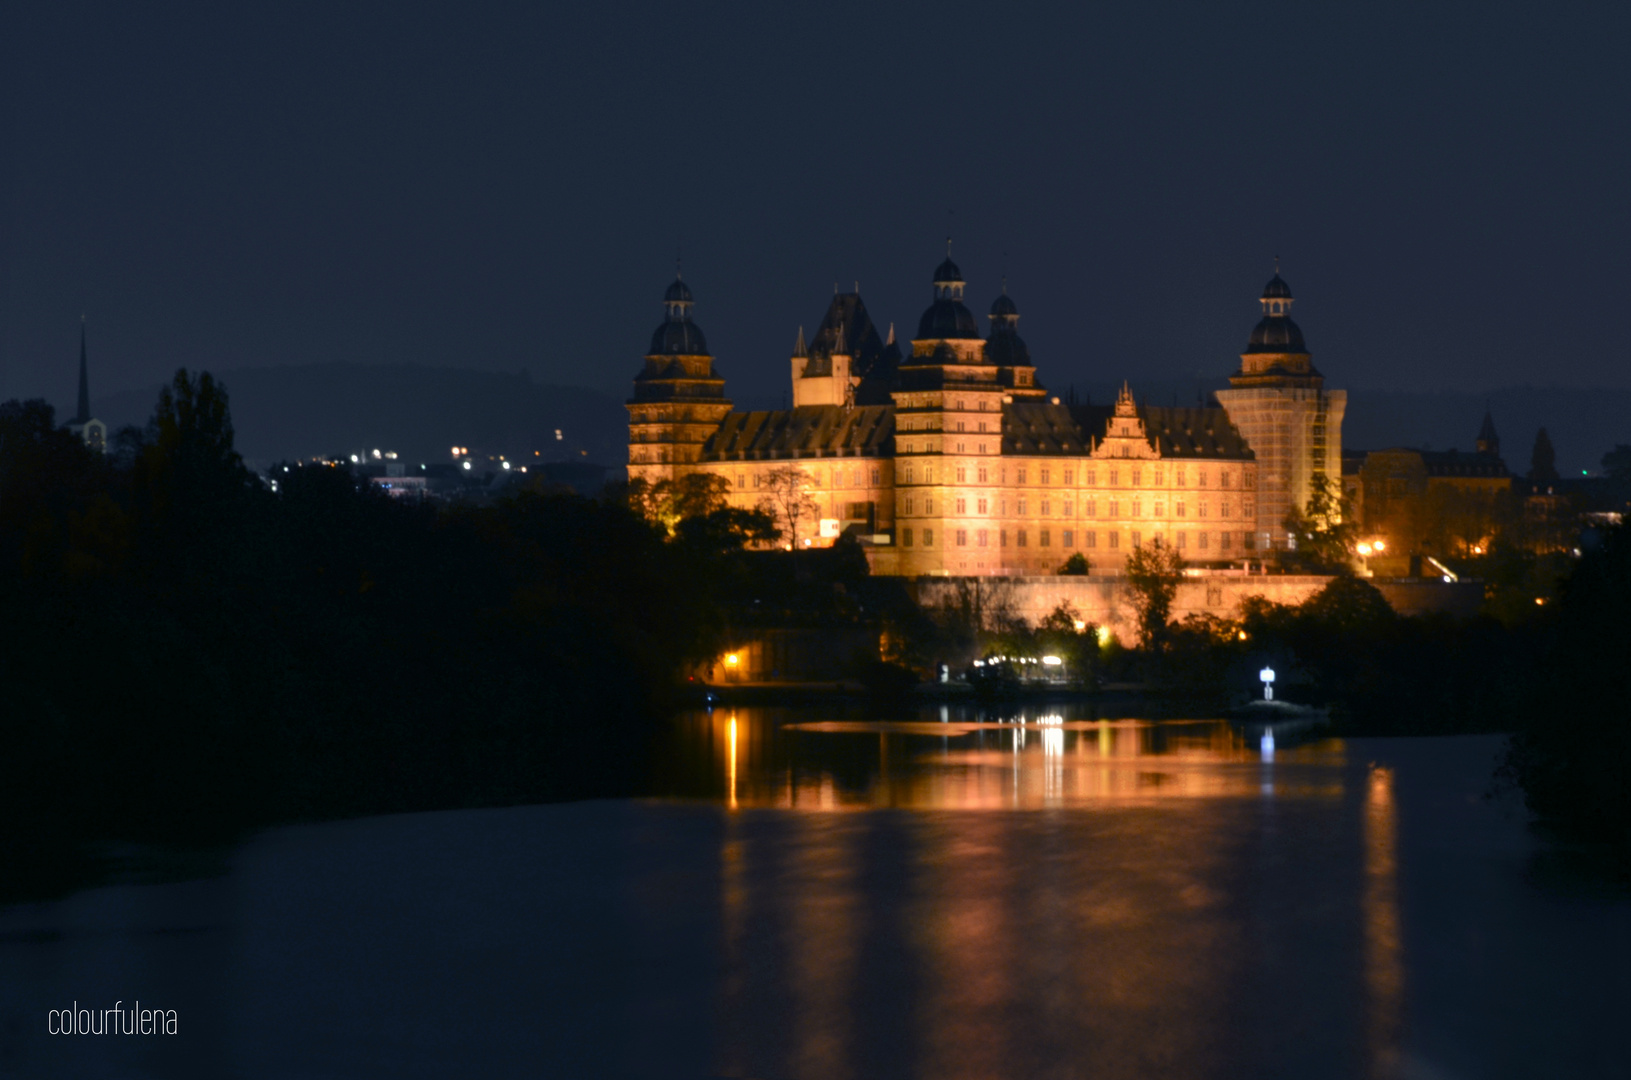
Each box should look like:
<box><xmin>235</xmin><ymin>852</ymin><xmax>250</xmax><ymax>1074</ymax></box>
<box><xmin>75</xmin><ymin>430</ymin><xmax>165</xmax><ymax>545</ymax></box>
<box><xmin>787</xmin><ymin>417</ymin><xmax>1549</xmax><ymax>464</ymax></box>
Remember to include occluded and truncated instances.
<box><xmin>627</xmin><ymin>257</ymin><xmax>1314</xmax><ymax>575</ymax></box>
<box><xmin>1345</xmin><ymin>410</ymin><xmax>1515</xmax><ymax>572</ymax></box>
<box><xmin>64</xmin><ymin>322</ymin><xmax>107</xmax><ymax>453</ymax></box>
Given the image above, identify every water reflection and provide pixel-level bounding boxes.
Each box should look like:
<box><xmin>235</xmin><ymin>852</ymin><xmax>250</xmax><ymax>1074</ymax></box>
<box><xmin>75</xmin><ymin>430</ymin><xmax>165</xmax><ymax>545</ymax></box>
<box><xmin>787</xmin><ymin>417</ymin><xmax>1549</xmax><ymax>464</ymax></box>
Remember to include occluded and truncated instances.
<box><xmin>669</xmin><ymin>705</ymin><xmax>1346</xmax><ymax>810</ymax></box>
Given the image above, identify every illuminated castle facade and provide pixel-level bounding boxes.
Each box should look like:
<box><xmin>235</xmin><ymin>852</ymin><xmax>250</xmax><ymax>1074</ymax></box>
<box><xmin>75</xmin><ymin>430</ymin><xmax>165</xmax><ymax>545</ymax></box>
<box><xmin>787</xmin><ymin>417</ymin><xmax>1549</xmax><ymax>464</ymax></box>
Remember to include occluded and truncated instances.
<box><xmin>628</xmin><ymin>258</ymin><xmax>1341</xmax><ymax>576</ymax></box>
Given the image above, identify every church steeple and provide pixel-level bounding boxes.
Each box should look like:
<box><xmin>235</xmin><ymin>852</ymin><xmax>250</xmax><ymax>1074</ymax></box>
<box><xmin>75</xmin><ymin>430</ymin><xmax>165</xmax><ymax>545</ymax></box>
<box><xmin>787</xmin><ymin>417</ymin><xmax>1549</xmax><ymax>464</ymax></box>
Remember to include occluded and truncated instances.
<box><xmin>1476</xmin><ymin>409</ymin><xmax>1500</xmax><ymax>457</ymax></box>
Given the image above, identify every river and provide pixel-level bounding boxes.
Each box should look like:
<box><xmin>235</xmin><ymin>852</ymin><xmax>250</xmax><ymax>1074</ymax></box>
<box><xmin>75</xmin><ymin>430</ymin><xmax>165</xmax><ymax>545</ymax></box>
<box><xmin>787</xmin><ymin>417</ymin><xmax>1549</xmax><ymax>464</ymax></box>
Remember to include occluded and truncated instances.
<box><xmin>1</xmin><ymin>706</ymin><xmax>1625</xmax><ymax>1078</ymax></box>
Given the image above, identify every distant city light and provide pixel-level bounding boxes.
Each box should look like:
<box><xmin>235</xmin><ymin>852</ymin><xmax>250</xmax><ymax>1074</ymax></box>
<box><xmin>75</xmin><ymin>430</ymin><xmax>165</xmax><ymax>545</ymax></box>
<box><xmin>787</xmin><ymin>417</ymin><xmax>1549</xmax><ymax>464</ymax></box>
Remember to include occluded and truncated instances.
<box><xmin>462</xmin><ymin>461</ymin><xmax>472</xmax><ymax>471</ymax></box>
<box><xmin>502</xmin><ymin>461</ymin><xmax>511</xmax><ymax>470</ymax></box>
<box><xmin>555</xmin><ymin>429</ymin><xmax>563</xmax><ymax>440</ymax></box>
<box><xmin>1072</xmin><ymin>619</ymin><xmax>1087</xmax><ymax>632</ymax></box>
<box><xmin>372</xmin><ymin>449</ymin><xmax>381</xmax><ymax>459</ymax></box>
<box><xmin>1041</xmin><ymin>655</ymin><xmax>1062</xmax><ymax>666</ymax></box>
<box><xmin>724</xmin><ymin>652</ymin><xmax>739</xmax><ymax>668</ymax></box>
<box><xmin>349</xmin><ymin>454</ymin><xmax>359</xmax><ymax>463</ymax></box>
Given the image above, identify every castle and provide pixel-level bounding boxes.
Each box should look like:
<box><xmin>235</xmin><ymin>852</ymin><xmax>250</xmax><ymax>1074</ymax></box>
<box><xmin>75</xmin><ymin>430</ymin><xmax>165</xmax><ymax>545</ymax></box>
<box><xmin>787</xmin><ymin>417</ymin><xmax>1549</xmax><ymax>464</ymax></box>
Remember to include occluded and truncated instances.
<box><xmin>627</xmin><ymin>255</ymin><xmax>1343</xmax><ymax>576</ymax></box>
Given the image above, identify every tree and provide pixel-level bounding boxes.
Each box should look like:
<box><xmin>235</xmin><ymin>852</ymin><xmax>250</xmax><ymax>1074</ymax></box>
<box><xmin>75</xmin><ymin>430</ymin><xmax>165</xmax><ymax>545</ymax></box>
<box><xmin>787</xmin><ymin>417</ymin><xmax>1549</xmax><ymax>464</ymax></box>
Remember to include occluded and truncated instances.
<box><xmin>757</xmin><ymin>465</ymin><xmax>819</xmax><ymax>548</ymax></box>
<box><xmin>1282</xmin><ymin>473</ymin><xmax>1357</xmax><ymax>571</ymax></box>
<box><xmin>1529</xmin><ymin>428</ymin><xmax>1559</xmax><ymax>482</ymax></box>
<box><xmin>1123</xmin><ymin>537</ymin><xmax>1184</xmax><ymax>647</ymax></box>
<box><xmin>1601</xmin><ymin>444</ymin><xmax>1631</xmax><ymax>480</ymax></box>
<box><xmin>1056</xmin><ymin>552</ymin><xmax>1091</xmax><ymax>575</ymax></box>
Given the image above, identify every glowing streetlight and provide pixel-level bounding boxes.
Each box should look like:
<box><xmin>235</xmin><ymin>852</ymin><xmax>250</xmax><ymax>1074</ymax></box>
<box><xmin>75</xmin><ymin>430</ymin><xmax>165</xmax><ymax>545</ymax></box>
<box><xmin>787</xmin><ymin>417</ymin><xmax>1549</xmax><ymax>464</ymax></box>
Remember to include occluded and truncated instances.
<box><xmin>1259</xmin><ymin>666</ymin><xmax>1276</xmax><ymax>702</ymax></box>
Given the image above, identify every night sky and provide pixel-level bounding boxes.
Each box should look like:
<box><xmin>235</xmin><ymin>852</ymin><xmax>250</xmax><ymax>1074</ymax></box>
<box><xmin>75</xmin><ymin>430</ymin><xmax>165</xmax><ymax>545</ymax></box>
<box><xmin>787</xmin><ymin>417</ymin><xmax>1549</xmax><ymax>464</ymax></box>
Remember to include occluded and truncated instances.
<box><xmin>5</xmin><ymin>1</ymin><xmax>1629</xmax><ymax>414</ymax></box>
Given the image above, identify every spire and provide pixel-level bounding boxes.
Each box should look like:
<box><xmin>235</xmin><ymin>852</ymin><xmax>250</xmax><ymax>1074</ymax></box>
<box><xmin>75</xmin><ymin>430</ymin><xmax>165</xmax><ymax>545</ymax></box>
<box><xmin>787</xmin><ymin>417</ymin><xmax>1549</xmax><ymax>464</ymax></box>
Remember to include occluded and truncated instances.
<box><xmin>885</xmin><ymin>323</ymin><xmax>895</xmax><ymax>346</ymax></box>
<box><xmin>75</xmin><ymin>318</ymin><xmax>90</xmax><ymax>425</ymax></box>
<box><xmin>1476</xmin><ymin>408</ymin><xmax>1500</xmax><ymax>456</ymax></box>
<box><xmin>793</xmin><ymin>326</ymin><xmax>808</xmax><ymax>357</ymax></box>
<box><xmin>1115</xmin><ymin>381</ymin><xmax>1137</xmax><ymax>415</ymax></box>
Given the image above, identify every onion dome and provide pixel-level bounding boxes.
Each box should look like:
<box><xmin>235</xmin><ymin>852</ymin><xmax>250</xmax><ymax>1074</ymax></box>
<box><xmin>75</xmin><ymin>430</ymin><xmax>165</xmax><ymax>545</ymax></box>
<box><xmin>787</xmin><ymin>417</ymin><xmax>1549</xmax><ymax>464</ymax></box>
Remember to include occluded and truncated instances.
<box><xmin>916</xmin><ymin>254</ymin><xmax>979</xmax><ymax>339</ymax></box>
<box><xmin>985</xmin><ymin>287</ymin><xmax>1030</xmax><ymax>366</ymax></box>
<box><xmin>648</xmin><ymin>273</ymin><xmax>710</xmax><ymax>356</ymax></box>
<box><xmin>1261</xmin><ymin>273</ymin><xmax>1292</xmax><ymax>300</ymax></box>
<box><xmin>1244</xmin><ymin>269</ymin><xmax>1307</xmax><ymax>354</ymax></box>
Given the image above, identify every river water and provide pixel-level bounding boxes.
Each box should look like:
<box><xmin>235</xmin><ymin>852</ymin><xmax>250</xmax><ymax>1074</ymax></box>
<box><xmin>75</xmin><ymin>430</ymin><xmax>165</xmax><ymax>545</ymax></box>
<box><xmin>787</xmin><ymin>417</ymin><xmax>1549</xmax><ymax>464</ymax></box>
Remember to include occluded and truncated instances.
<box><xmin>1</xmin><ymin>707</ymin><xmax>1626</xmax><ymax>1078</ymax></box>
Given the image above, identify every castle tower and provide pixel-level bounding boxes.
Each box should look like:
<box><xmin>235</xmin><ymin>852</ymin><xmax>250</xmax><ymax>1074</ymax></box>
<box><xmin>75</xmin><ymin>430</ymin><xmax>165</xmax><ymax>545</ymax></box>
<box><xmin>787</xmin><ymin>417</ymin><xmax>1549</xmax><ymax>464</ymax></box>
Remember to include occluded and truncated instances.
<box><xmin>65</xmin><ymin>320</ymin><xmax>107</xmax><ymax>453</ymax></box>
<box><xmin>626</xmin><ymin>274</ymin><xmax>731</xmax><ymax>486</ymax></box>
<box><xmin>892</xmin><ymin>250</ymin><xmax>1006</xmax><ymax>575</ymax></box>
<box><xmin>790</xmin><ymin>290</ymin><xmax>886</xmax><ymax>407</ymax></box>
<box><xmin>1215</xmin><ymin>270</ymin><xmax>1345</xmax><ymax>550</ymax></box>
<box><xmin>985</xmin><ymin>285</ymin><xmax>1045</xmax><ymax>399</ymax></box>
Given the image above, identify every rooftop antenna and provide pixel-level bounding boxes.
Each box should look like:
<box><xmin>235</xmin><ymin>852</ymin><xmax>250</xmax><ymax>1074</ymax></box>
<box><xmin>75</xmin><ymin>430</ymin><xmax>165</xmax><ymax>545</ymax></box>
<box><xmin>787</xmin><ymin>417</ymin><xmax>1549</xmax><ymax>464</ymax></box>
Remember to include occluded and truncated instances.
<box><xmin>1274</xmin><ymin>254</ymin><xmax>1281</xmax><ymax>276</ymax></box>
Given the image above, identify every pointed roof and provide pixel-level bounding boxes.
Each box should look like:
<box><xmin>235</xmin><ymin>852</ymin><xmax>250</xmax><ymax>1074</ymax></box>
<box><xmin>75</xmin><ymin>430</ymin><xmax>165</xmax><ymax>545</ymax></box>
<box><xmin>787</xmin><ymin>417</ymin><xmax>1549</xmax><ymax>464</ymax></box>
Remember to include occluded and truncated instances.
<box><xmin>792</xmin><ymin>326</ymin><xmax>808</xmax><ymax>358</ymax></box>
<box><xmin>1114</xmin><ymin>381</ymin><xmax>1137</xmax><ymax>415</ymax></box>
<box><xmin>1477</xmin><ymin>409</ymin><xmax>1499</xmax><ymax>445</ymax></box>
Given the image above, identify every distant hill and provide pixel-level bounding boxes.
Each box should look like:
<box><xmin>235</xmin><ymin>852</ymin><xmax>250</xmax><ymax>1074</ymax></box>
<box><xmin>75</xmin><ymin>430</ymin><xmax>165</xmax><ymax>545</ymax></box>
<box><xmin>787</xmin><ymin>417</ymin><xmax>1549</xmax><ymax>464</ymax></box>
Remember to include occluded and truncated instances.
<box><xmin>94</xmin><ymin>364</ymin><xmax>630</xmax><ymax>471</ymax></box>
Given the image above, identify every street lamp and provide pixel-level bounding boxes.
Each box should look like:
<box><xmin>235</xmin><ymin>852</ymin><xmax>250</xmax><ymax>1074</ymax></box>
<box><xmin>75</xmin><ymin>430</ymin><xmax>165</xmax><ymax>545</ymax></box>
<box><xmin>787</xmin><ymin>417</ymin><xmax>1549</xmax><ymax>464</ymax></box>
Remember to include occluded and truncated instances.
<box><xmin>1259</xmin><ymin>666</ymin><xmax>1276</xmax><ymax>702</ymax></box>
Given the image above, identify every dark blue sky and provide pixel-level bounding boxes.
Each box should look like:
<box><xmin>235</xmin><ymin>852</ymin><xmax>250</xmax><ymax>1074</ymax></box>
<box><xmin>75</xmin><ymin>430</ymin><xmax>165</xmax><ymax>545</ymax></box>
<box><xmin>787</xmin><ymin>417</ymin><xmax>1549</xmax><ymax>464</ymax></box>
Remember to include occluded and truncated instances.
<box><xmin>4</xmin><ymin>0</ymin><xmax>1628</xmax><ymax>410</ymax></box>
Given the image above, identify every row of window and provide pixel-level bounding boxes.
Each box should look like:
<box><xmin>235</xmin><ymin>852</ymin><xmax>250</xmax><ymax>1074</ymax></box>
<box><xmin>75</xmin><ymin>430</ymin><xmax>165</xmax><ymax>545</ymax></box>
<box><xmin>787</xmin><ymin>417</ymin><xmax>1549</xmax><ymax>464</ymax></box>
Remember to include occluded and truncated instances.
<box><xmin>902</xmin><ymin>496</ymin><xmax>1251</xmax><ymax>519</ymax></box>
<box><xmin>900</xmin><ymin>528</ymin><xmax>1253</xmax><ymax>551</ymax></box>
<box><xmin>732</xmin><ymin>468</ymin><xmax>883</xmax><ymax>488</ymax></box>
<box><xmin>900</xmin><ymin>463</ymin><xmax>1250</xmax><ymax>488</ymax></box>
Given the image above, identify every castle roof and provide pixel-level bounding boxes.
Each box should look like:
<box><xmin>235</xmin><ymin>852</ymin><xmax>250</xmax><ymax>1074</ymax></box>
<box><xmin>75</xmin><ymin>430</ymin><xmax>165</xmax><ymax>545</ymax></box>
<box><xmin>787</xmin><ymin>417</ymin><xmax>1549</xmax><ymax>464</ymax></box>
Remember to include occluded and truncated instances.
<box><xmin>996</xmin><ymin>402</ymin><xmax>1254</xmax><ymax>458</ymax></box>
<box><xmin>699</xmin><ymin>405</ymin><xmax>894</xmax><ymax>461</ymax></box>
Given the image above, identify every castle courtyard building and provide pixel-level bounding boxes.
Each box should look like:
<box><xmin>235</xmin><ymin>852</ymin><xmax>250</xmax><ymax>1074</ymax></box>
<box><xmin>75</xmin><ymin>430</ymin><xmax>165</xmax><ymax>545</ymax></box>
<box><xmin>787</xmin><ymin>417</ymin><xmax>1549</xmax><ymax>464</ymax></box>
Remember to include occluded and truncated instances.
<box><xmin>629</xmin><ymin>258</ymin><xmax>1342</xmax><ymax>576</ymax></box>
